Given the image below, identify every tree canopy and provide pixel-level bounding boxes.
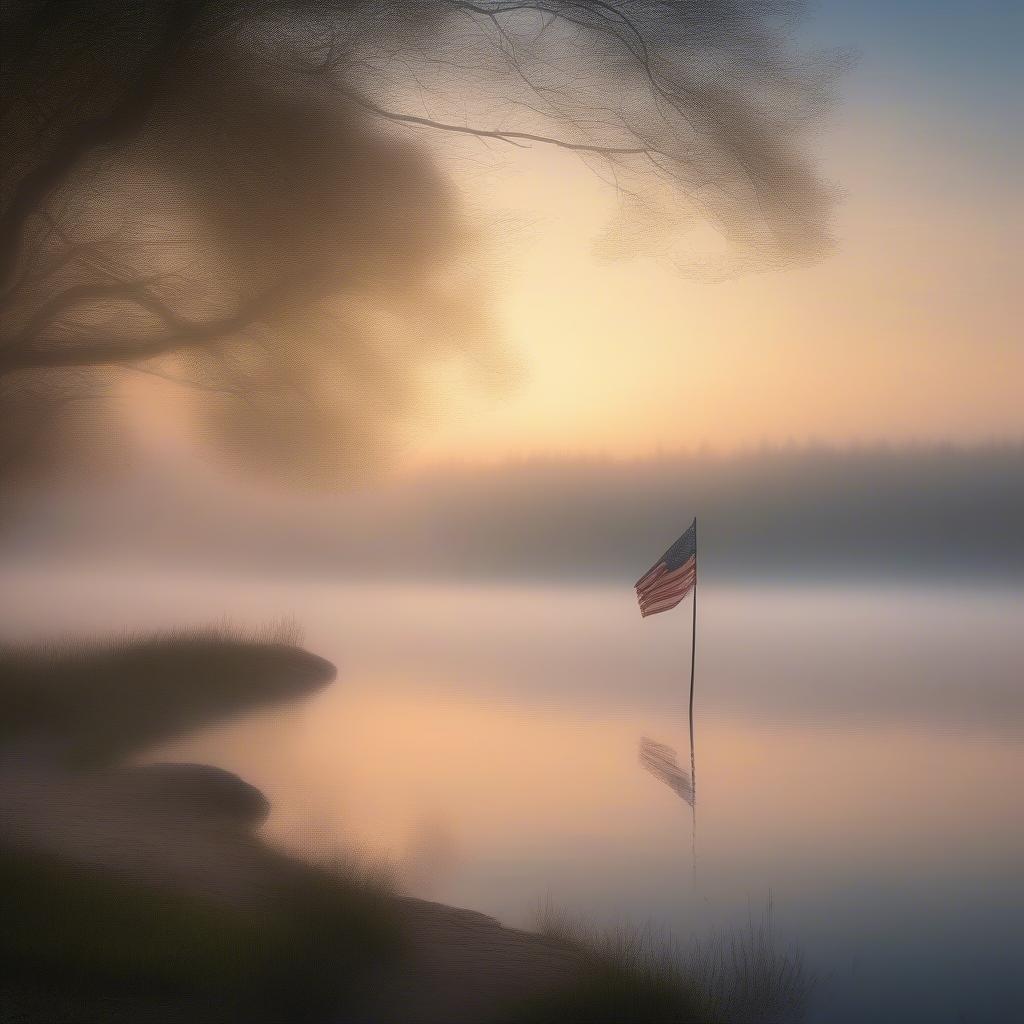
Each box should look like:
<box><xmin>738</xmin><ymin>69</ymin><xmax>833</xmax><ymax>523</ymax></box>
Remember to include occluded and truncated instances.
<box><xmin>0</xmin><ymin>1</ymin><xmax>839</xmax><ymax>485</ymax></box>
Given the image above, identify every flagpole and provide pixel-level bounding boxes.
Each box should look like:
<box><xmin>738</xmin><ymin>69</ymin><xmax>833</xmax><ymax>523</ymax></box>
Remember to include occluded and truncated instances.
<box><xmin>688</xmin><ymin>517</ymin><xmax>697</xmax><ymax>754</ymax></box>
<box><xmin>688</xmin><ymin>518</ymin><xmax>697</xmax><ymax>889</ymax></box>
<box><xmin>688</xmin><ymin>581</ymin><xmax>696</xmax><ymax>774</ymax></box>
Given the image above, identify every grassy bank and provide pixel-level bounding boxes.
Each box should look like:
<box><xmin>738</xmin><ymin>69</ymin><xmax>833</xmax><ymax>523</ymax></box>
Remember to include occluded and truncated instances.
<box><xmin>0</xmin><ymin>623</ymin><xmax>335</xmax><ymax>764</ymax></box>
<box><xmin>0</xmin><ymin>626</ymin><xmax>372</xmax><ymax>1021</ymax></box>
<box><xmin>0</xmin><ymin>842</ymin><xmax>402</xmax><ymax>1024</ymax></box>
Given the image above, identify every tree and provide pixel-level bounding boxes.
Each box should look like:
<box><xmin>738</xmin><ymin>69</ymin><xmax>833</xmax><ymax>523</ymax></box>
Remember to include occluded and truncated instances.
<box><xmin>0</xmin><ymin>1</ymin><xmax>838</xmax><ymax>485</ymax></box>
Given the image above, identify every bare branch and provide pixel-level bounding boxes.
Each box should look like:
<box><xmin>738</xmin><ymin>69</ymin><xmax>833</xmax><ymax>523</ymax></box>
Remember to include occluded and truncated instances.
<box><xmin>337</xmin><ymin>87</ymin><xmax>650</xmax><ymax>156</ymax></box>
<box><xmin>0</xmin><ymin>277</ymin><xmax>311</xmax><ymax>377</ymax></box>
<box><xmin>0</xmin><ymin>0</ymin><xmax>208</xmax><ymax>291</ymax></box>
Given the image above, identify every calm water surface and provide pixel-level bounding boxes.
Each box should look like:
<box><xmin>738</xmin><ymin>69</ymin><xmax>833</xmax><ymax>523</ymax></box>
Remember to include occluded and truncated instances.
<box><xmin>2</xmin><ymin>569</ymin><xmax>1022</xmax><ymax>1023</ymax></box>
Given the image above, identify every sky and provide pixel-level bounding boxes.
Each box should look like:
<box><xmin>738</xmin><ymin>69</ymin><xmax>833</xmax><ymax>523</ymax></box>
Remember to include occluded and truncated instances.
<box><xmin>10</xmin><ymin>0</ymin><xmax>1022</xmax><ymax>583</ymax></box>
<box><xmin>395</xmin><ymin>0</ymin><xmax>1023</xmax><ymax>466</ymax></box>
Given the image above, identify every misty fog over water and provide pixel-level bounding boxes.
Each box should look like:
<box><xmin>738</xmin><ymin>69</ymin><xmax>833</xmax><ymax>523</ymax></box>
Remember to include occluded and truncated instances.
<box><xmin>3</xmin><ymin>440</ymin><xmax>1020</xmax><ymax>1023</ymax></box>
<box><xmin>2</xmin><ymin>567</ymin><xmax>1021</xmax><ymax>1023</ymax></box>
<box><xmin>3</xmin><ymin>444</ymin><xmax>1022</xmax><ymax>583</ymax></box>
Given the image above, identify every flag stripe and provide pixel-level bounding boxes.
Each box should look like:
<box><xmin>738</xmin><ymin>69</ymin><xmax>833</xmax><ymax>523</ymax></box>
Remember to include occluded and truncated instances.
<box><xmin>637</xmin><ymin>571</ymin><xmax>695</xmax><ymax>611</ymax></box>
<box><xmin>641</xmin><ymin>587</ymin><xmax>693</xmax><ymax>616</ymax></box>
<box><xmin>639</xmin><ymin>574</ymin><xmax>695</xmax><ymax>615</ymax></box>
<box><xmin>634</xmin><ymin>561</ymin><xmax>667</xmax><ymax>593</ymax></box>
<box><xmin>639</xmin><ymin>566</ymin><xmax>696</xmax><ymax>608</ymax></box>
<box><xmin>635</xmin><ymin>562</ymin><xmax>668</xmax><ymax>591</ymax></box>
<box><xmin>636</xmin><ymin>555</ymin><xmax>695</xmax><ymax>600</ymax></box>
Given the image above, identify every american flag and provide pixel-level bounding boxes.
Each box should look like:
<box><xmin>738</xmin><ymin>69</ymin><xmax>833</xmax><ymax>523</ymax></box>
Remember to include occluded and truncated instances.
<box><xmin>635</xmin><ymin>518</ymin><xmax>697</xmax><ymax>617</ymax></box>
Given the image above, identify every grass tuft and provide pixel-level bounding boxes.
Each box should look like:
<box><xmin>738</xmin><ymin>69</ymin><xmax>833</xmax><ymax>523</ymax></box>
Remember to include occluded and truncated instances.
<box><xmin>684</xmin><ymin>897</ymin><xmax>812</xmax><ymax>1023</ymax></box>
<box><xmin>515</xmin><ymin>896</ymin><xmax>811</xmax><ymax>1024</ymax></box>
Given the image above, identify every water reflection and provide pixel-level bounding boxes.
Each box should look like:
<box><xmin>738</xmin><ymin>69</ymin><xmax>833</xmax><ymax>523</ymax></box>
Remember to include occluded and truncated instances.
<box><xmin>639</xmin><ymin>732</ymin><xmax>699</xmax><ymax>891</ymax></box>
<box><xmin>1</xmin><ymin>569</ymin><xmax>1022</xmax><ymax>1022</ymax></box>
<box><xmin>638</xmin><ymin>738</ymin><xmax>694</xmax><ymax>807</ymax></box>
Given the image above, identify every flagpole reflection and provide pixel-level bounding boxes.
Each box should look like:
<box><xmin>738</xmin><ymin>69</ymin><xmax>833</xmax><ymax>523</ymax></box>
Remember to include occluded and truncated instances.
<box><xmin>638</xmin><ymin>715</ymin><xmax>698</xmax><ymax>891</ymax></box>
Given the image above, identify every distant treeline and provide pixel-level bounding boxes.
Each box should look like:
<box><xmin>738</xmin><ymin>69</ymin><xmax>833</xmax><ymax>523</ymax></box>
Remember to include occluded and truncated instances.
<box><xmin>3</xmin><ymin>445</ymin><xmax>1022</xmax><ymax>582</ymax></box>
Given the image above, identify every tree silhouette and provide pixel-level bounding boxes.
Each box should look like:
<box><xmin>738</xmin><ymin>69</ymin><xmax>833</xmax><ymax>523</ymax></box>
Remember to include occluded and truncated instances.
<box><xmin>0</xmin><ymin>1</ymin><xmax>838</xmax><ymax>485</ymax></box>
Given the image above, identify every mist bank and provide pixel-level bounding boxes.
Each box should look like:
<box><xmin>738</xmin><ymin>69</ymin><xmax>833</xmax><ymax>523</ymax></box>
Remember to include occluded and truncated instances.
<box><xmin>2</xmin><ymin>445</ymin><xmax>1022</xmax><ymax>583</ymax></box>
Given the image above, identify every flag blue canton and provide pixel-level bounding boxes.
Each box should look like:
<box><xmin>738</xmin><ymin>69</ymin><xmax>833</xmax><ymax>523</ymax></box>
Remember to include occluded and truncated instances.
<box><xmin>653</xmin><ymin>519</ymin><xmax>696</xmax><ymax>574</ymax></box>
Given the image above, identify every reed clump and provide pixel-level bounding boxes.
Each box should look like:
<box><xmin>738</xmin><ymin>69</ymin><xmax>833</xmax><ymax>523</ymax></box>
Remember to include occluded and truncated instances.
<box><xmin>512</xmin><ymin>896</ymin><xmax>811</xmax><ymax>1023</ymax></box>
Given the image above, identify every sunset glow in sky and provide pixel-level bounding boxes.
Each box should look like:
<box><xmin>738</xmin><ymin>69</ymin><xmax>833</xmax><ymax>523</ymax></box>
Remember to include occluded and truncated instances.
<box><xmin>402</xmin><ymin>1</ymin><xmax>1021</xmax><ymax>465</ymax></box>
<box><xmin>118</xmin><ymin>1</ymin><xmax>1022</xmax><ymax>478</ymax></box>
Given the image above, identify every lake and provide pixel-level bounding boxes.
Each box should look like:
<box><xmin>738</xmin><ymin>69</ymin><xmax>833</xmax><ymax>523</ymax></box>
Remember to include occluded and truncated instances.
<box><xmin>2</xmin><ymin>567</ymin><xmax>1021</xmax><ymax>1022</ymax></box>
